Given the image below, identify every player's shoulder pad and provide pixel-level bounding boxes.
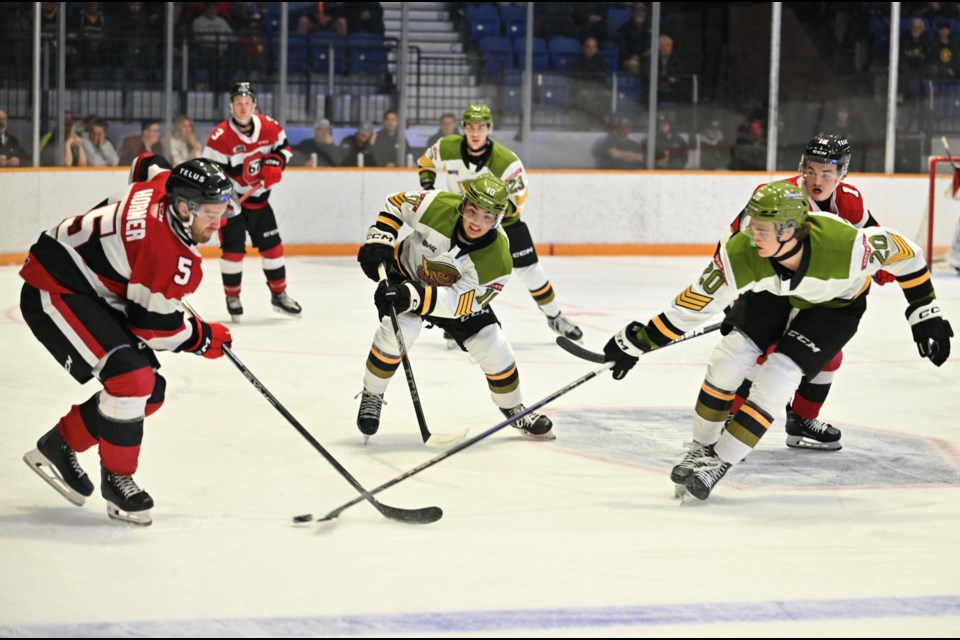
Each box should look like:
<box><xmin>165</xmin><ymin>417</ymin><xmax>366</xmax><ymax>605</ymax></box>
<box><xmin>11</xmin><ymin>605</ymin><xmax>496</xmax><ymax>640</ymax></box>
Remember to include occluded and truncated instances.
<box><xmin>129</xmin><ymin>153</ymin><xmax>172</xmax><ymax>184</ymax></box>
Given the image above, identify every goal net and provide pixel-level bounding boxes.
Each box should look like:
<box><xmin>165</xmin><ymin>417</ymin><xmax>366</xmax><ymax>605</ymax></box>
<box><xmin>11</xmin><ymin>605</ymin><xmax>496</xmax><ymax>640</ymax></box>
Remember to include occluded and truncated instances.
<box><xmin>916</xmin><ymin>155</ymin><xmax>960</xmax><ymax>270</ymax></box>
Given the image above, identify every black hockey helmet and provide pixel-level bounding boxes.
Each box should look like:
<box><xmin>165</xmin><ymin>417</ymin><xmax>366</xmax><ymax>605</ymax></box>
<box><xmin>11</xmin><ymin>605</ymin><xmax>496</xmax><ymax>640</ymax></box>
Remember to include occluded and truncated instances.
<box><xmin>230</xmin><ymin>81</ymin><xmax>257</xmax><ymax>104</ymax></box>
<box><xmin>166</xmin><ymin>158</ymin><xmax>235</xmax><ymax>224</ymax></box>
<box><xmin>800</xmin><ymin>132</ymin><xmax>852</xmax><ymax>179</ymax></box>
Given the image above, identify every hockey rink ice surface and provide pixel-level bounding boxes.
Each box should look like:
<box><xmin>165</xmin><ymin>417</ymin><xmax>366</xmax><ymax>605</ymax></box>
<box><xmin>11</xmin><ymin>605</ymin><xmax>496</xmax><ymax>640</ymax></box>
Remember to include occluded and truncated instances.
<box><xmin>1</xmin><ymin>255</ymin><xmax>959</xmax><ymax>637</ymax></box>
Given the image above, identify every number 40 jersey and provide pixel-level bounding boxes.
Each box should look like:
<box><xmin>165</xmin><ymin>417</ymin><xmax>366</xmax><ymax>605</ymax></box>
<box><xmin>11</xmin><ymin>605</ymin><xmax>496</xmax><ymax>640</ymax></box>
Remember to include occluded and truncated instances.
<box><xmin>20</xmin><ymin>172</ymin><xmax>202</xmax><ymax>352</ymax></box>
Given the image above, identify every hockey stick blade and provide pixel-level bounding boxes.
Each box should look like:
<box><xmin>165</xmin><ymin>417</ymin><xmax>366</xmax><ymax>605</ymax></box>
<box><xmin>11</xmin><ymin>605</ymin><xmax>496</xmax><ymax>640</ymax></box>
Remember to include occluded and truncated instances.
<box><xmin>425</xmin><ymin>428</ymin><xmax>470</xmax><ymax>449</ymax></box>
<box><xmin>181</xmin><ymin>301</ymin><xmax>442</xmax><ymax>526</ymax></box>
<box><xmin>556</xmin><ymin>336</ymin><xmax>606</xmax><ymax>363</ymax></box>
<box><xmin>557</xmin><ymin>322</ymin><xmax>725</xmax><ymax>364</ymax></box>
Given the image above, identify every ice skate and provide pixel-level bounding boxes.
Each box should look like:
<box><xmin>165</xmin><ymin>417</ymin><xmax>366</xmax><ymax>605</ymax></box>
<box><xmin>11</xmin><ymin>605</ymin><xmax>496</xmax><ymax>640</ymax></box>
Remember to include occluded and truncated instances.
<box><xmin>101</xmin><ymin>465</ymin><xmax>153</xmax><ymax>526</ymax></box>
<box><xmin>547</xmin><ymin>312</ymin><xmax>583</xmax><ymax>341</ymax></box>
<box><xmin>225</xmin><ymin>296</ymin><xmax>243</xmax><ymax>322</ymax></box>
<box><xmin>670</xmin><ymin>441</ymin><xmax>714</xmax><ymax>486</ymax></box>
<box><xmin>501</xmin><ymin>404</ymin><xmax>555</xmax><ymax>440</ymax></box>
<box><xmin>785</xmin><ymin>410</ymin><xmax>842</xmax><ymax>451</ymax></box>
<box><xmin>23</xmin><ymin>426</ymin><xmax>94</xmax><ymax>507</ymax></box>
<box><xmin>683</xmin><ymin>450</ymin><xmax>732</xmax><ymax>501</ymax></box>
<box><xmin>356</xmin><ymin>390</ymin><xmax>385</xmax><ymax>444</ymax></box>
<box><xmin>271</xmin><ymin>291</ymin><xmax>302</xmax><ymax>317</ymax></box>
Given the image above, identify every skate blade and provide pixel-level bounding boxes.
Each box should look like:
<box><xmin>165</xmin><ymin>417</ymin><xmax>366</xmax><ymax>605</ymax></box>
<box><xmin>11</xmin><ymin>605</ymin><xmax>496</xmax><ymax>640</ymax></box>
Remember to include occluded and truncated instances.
<box><xmin>272</xmin><ymin>305</ymin><xmax>303</xmax><ymax>318</ymax></box>
<box><xmin>673</xmin><ymin>483</ymin><xmax>704</xmax><ymax>504</ymax></box>
<box><xmin>228</xmin><ymin>314</ymin><xmax>242</xmax><ymax>323</ymax></box>
<box><xmin>106</xmin><ymin>502</ymin><xmax>152</xmax><ymax>526</ymax></box>
<box><xmin>22</xmin><ymin>450</ymin><xmax>86</xmax><ymax>507</ymax></box>
<box><xmin>517</xmin><ymin>429</ymin><xmax>557</xmax><ymax>442</ymax></box>
<box><xmin>785</xmin><ymin>436</ymin><xmax>842</xmax><ymax>451</ymax></box>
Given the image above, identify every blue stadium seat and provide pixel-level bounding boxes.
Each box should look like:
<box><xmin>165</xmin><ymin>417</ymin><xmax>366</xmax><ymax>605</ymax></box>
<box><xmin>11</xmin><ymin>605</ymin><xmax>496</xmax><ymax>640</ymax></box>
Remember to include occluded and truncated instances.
<box><xmin>513</xmin><ymin>37</ymin><xmax>549</xmax><ymax>71</ymax></box>
<box><xmin>599</xmin><ymin>43</ymin><xmax>619</xmax><ymax>72</ymax></box>
<box><xmin>606</xmin><ymin>6</ymin><xmax>632</xmax><ymax>35</ymax></box>
<box><xmin>549</xmin><ymin>36</ymin><xmax>582</xmax><ymax>73</ymax></box>
<box><xmin>311</xmin><ymin>32</ymin><xmax>347</xmax><ymax>74</ymax></box>
<box><xmin>347</xmin><ymin>33</ymin><xmax>386</xmax><ymax>75</ymax></box>
<box><xmin>500</xmin><ymin>5</ymin><xmax>527</xmax><ymax>41</ymax></box>
<box><xmin>284</xmin><ymin>34</ymin><xmax>310</xmax><ymax>75</ymax></box>
<box><xmin>478</xmin><ymin>36</ymin><xmax>514</xmax><ymax>79</ymax></box>
<box><xmin>538</xmin><ymin>75</ymin><xmax>569</xmax><ymax>108</ymax></box>
<box><xmin>466</xmin><ymin>4</ymin><xmax>501</xmax><ymax>43</ymax></box>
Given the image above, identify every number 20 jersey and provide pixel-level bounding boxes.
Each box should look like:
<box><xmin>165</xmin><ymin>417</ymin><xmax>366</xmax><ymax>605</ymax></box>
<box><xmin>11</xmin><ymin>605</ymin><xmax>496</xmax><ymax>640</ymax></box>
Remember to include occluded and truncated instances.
<box><xmin>19</xmin><ymin>172</ymin><xmax>202</xmax><ymax>352</ymax></box>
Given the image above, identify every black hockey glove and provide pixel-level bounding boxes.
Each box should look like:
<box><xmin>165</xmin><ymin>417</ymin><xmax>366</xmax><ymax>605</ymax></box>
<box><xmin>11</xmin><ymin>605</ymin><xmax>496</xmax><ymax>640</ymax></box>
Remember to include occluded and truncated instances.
<box><xmin>375</xmin><ymin>280</ymin><xmax>424</xmax><ymax>319</ymax></box>
<box><xmin>603</xmin><ymin>321</ymin><xmax>651</xmax><ymax>380</ymax></box>
<box><xmin>908</xmin><ymin>303</ymin><xmax>953</xmax><ymax>367</ymax></box>
<box><xmin>357</xmin><ymin>235</ymin><xmax>395</xmax><ymax>282</ymax></box>
<box><xmin>179</xmin><ymin>317</ymin><xmax>233</xmax><ymax>360</ymax></box>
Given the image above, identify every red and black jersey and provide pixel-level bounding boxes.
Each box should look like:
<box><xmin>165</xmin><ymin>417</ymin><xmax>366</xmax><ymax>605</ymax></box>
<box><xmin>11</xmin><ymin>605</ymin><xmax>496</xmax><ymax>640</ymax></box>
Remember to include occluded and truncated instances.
<box><xmin>20</xmin><ymin>173</ymin><xmax>202</xmax><ymax>352</ymax></box>
<box><xmin>730</xmin><ymin>174</ymin><xmax>875</xmax><ymax>234</ymax></box>
<box><xmin>202</xmin><ymin>114</ymin><xmax>292</xmax><ymax>209</ymax></box>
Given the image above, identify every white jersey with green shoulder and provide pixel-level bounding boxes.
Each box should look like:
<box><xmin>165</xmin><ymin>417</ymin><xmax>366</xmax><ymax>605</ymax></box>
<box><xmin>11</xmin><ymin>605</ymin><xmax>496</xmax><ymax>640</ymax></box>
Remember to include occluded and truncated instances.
<box><xmin>417</xmin><ymin>135</ymin><xmax>528</xmax><ymax>224</ymax></box>
<box><xmin>368</xmin><ymin>189</ymin><xmax>513</xmax><ymax>319</ymax></box>
<box><xmin>639</xmin><ymin>213</ymin><xmax>937</xmax><ymax>347</ymax></box>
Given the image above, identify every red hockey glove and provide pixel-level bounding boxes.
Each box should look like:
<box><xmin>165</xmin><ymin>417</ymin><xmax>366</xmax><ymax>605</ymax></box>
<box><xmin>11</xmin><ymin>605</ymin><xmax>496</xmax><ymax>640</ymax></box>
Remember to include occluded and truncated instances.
<box><xmin>261</xmin><ymin>154</ymin><xmax>284</xmax><ymax>190</ymax></box>
<box><xmin>181</xmin><ymin>317</ymin><xmax>233</xmax><ymax>359</ymax></box>
<box><xmin>872</xmin><ymin>269</ymin><xmax>896</xmax><ymax>285</ymax></box>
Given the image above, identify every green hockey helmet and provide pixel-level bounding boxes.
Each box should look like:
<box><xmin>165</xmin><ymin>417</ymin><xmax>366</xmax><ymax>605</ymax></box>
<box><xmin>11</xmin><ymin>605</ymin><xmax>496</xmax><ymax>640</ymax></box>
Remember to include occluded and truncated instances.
<box><xmin>745</xmin><ymin>181</ymin><xmax>809</xmax><ymax>237</ymax></box>
<box><xmin>461</xmin><ymin>174</ymin><xmax>509</xmax><ymax>226</ymax></box>
<box><xmin>461</xmin><ymin>104</ymin><xmax>493</xmax><ymax>129</ymax></box>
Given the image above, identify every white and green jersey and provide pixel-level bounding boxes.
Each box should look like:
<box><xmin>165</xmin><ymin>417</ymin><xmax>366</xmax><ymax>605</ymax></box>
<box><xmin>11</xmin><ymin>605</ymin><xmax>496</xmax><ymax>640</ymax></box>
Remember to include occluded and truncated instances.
<box><xmin>641</xmin><ymin>213</ymin><xmax>937</xmax><ymax>346</ymax></box>
<box><xmin>368</xmin><ymin>190</ymin><xmax>513</xmax><ymax>319</ymax></box>
<box><xmin>417</xmin><ymin>135</ymin><xmax>528</xmax><ymax>226</ymax></box>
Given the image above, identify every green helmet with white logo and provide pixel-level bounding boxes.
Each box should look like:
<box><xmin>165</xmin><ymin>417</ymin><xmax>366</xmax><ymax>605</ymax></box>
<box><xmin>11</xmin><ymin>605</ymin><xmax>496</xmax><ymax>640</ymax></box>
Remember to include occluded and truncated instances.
<box><xmin>462</xmin><ymin>174</ymin><xmax>509</xmax><ymax>225</ymax></box>
<box><xmin>746</xmin><ymin>181</ymin><xmax>809</xmax><ymax>235</ymax></box>
<box><xmin>462</xmin><ymin>104</ymin><xmax>493</xmax><ymax>129</ymax></box>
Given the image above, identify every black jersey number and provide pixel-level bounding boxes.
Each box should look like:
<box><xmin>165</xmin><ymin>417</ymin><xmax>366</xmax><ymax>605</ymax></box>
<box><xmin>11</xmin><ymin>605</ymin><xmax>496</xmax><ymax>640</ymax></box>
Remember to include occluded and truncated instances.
<box><xmin>56</xmin><ymin>203</ymin><xmax>119</xmax><ymax>248</ymax></box>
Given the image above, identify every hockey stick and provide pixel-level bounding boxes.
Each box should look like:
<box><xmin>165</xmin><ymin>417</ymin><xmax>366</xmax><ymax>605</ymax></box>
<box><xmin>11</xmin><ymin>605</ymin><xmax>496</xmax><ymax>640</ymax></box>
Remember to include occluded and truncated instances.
<box><xmin>238</xmin><ymin>180</ymin><xmax>263</xmax><ymax>205</ymax></box>
<box><xmin>293</xmin><ymin>361</ymin><xmax>613</xmax><ymax>524</ymax></box>
<box><xmin>377</xmin><ymin>263</ymin><xmax>469</xmax><ymax>448</ymax></box>
<box><xmin>292</xmin><ymin>318</ymin><xmax>722</xmax><ymax>523</ymax></box>
<box><xmin>556</xmin><ymin>322</ymin><xmax>724</xmax><ymax>363</ymax></box>
<box><xmin>941</xmin><ymin>136</ymin><xmax>959</xmax><ymax>170</ymax></box>
<box><xmin>182</xmin><ymin>301</ymin><xmax>442</xmax><ymax>525</ymax></box>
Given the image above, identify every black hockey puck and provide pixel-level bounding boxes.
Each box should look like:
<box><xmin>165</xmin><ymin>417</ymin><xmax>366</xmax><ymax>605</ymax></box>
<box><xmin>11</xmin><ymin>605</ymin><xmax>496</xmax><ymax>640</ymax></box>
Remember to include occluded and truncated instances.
<box><xmin>292</xmin><ymin>514</ymin><xmax>313</xmax><ymax>524</ymax></box>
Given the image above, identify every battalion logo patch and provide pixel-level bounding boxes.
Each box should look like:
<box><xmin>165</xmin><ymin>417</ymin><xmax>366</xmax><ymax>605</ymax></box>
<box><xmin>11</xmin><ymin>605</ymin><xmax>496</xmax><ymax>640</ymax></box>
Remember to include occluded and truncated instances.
<box><xmin>417</xmin><ymin>257</ymin><xmax>461</xmax><ymax>287</ymax></box>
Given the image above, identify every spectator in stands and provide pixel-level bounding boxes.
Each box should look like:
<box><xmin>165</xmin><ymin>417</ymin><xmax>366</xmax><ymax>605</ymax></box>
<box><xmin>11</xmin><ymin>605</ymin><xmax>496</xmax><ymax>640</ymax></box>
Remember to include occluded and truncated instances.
<box><xmin>344</xmin><ymin>2</ymin><xmax>384</xmax><ymax>36</ymax></box>
<box><xmin>575</xmin><ymin>4</ymin><xmax>609</xmax><ymax>49</ymax></box>
<box><xmin>653</xmin><ymin>114</ymin><xmax>688</xmax><ymax>170</ymax></box>
<box><xmin>571</xmin><ymin>37</ymin><xmax>611</xmax><ymax>123</ymax></box>
<box><xmin>294</xmin><ymin>14</ymin><xmax>315</xmax><ymax>36</ymax></box>
<box><xmin>593</xmin><ymin>115</ymin><xmax>645</xmax><ymax>170</ymax></box>
<box><xmin>40</xmin><ymin>111</ymin><xmax>88</xmax><ymax>167</ymax></box>
<box><xmin>114</xmin><ymin>2</ymin><xmax>159</xmax><ymax>79</ymax></box>
<box><xmin>729</xmin><ymin>119</ymin><xmax>766</xmax><ymax>171</ymax></box>
<box><xmin>536</xmin><ymin>2</ymin><xmax>579</xmax><ymax>42</ymax></box>
<box><xmin>425</xmin><ymin>112</ymin><xmax>459</xmax><ymax>148</ymax></box>
<box><xmin>617</xmin><ymin>3</ymin><xmax>651</xmax><ymax>61</ymax></box>
<box><xmin>118</xmin><ymin>119</ymin><xmax>164</xmax><ymax>165</ymax></box>
<box><xmin>900</xmin><ymin>17</ymin><xmax>932</xmax><ymax>95</ymax></box>
<box><xmin>370</xmin><ymin>110</ymin><xmax>412</xmax><ymax>167</ymax></box>
<box><xmin>192</xmin><ymin>1</ymin><xmax>235</xmax><ymax>88</ymax></box>
<box><xmin>238</xmin><ymin>14</ymin><xmax>267</xmax><ymax>79</ymax></box>
<box><xmin>314</xmin><ymin>2</ymin><xmax>348</xmax><ymax>35</ymax></box>
<box><xmin>927</xmin><ymin>20</ymin><xmax>959</xmax><ymax>81</ymax></box>
<box><xmin>81</xmin><ymin>117</ymin><xmax>119</xmax><ymax>166</ymax></box>
<box><xmin>73</xmin><ymin>2</ymin><xmax>107</xmax><ymax>77</ymax></box>
<box><xmin>696</xmin><ymin>120</ymin><xmax>730</xmax><ymax>171</ymax></box>
<box><xmin>293</xmin><ymin>119</ymin><xmax>343</xmax><ymax>167</ymax></box>
<box><xmin>340</xmin><ymin>121</ymin><xmax>376</xmax><ymax>166</ymax></box>
<box><xmin>827</xmin><ymin>103</ymin><xmax>867</xmax><ymax>172</ymax></box>
<box><xmin>170</xmin><ymin>115</ymin><xmax>203</xmax><ymax>165</ymax></box>
<box><xmin>642</xmin><ymin>34</ymin><xmax>686</xmax><ymax>104</ymax></box>
<box><xmin>0</xmin><ymin>109</ymin><xmax>30</xmax><ymax>167</ymax></box>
